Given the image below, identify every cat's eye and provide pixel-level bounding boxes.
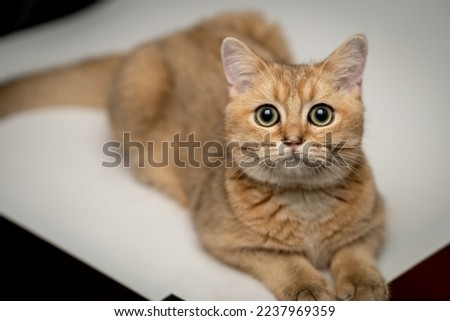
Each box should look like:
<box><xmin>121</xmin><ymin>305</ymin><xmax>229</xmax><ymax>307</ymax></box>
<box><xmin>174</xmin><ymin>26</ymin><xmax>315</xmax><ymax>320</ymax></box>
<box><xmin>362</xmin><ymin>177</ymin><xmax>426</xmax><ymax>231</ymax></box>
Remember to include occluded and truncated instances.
<box><xmin>255</xmin><ymin>104</ymin><xmax>280</xmax><ymax>127</ymax></box>
<box><xmin>308</xmin><ymin>104</ymin><xmax>334</xmax><ymax>126</ymax></box>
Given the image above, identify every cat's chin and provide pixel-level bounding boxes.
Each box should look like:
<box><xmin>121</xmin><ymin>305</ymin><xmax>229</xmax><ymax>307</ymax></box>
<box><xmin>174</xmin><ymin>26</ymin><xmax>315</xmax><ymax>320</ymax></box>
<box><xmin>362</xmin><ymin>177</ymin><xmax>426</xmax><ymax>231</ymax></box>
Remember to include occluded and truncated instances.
<box><xmin>242</xmin><ymin>164</ymin><xmax>351</xmax><ymax>189</ymax></box>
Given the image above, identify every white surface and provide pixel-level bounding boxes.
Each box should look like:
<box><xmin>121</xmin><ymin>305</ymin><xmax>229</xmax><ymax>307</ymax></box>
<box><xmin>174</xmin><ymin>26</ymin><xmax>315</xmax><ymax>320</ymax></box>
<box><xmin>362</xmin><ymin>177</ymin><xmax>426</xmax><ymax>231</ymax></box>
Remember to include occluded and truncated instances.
<box><xmin>1</xmin><ymin>0</ymin><xmax>450</xmax><ymax>300</ymax></box>
<box><xmin>0</xmin><ymin>108</ymin><xmax>274</xmax><ymax>300</ymax></box>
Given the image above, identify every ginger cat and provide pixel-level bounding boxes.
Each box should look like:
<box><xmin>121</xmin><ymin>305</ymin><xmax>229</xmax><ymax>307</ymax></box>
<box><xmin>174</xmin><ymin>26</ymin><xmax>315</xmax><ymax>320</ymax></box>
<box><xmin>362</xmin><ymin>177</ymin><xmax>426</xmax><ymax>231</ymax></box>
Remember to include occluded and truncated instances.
<box><xmin>0</xmin><ymin>12</ymin><xmax>388</xmax><ymax>300</ymax></box>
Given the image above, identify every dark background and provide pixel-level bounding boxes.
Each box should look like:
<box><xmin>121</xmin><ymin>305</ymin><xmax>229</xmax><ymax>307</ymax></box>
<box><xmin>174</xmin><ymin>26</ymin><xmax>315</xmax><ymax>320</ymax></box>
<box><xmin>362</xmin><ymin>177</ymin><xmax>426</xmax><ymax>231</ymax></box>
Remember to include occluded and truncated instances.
<box><xmin>0</xmin><ymin>0</ymin><xmax>97</xmax><ymax>37</ymax></box>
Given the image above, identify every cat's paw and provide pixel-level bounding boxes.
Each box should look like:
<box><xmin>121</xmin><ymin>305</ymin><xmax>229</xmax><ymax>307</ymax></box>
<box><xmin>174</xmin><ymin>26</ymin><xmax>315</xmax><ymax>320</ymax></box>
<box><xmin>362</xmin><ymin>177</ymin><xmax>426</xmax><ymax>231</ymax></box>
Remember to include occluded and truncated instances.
<box><xmin>296</xmin><ymin>284</ymin><xmax>336</xmax><ymax>301</ymax></box>
<box><xmin>335</xmin><ymin>271</ymin><xmax>388</xmax><ymax>300</ymax></box>
<box><xmin>281</xmin><ymin>278</ymin><xmax>336</xmax><ymax>301</ymax></box>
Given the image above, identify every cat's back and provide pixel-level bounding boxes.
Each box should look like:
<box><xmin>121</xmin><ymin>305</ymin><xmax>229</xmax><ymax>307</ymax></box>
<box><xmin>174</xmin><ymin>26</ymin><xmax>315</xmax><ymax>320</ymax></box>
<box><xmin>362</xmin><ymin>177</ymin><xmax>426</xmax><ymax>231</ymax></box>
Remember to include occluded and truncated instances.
<box><xmin>162</xmin><ymin>11</ymin><xmax>292</xmax><ymax>83</ymax></box>
<box><xmin>109</xmin><ymin>12</ymin><xmax>291</xmax><ymax>141</ymax></box>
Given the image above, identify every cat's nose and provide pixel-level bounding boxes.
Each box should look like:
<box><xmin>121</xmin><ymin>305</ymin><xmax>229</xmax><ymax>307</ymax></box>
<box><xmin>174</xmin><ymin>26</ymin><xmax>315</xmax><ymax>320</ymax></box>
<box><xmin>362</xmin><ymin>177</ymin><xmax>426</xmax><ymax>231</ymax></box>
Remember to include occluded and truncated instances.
<box><xmin>282</xmin><ymin>136</ymin><xmax>303</xmax><ymax>146</ymax></box>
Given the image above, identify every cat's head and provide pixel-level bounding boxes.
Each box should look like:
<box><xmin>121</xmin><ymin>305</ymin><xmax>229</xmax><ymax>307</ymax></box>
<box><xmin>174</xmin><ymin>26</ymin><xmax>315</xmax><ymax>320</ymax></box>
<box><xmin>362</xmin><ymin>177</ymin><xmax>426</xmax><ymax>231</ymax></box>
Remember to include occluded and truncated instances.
<box><xmin>221</xmin><ymin>35</ymin><xmax>368</xmax><ymax>188</ymax></box>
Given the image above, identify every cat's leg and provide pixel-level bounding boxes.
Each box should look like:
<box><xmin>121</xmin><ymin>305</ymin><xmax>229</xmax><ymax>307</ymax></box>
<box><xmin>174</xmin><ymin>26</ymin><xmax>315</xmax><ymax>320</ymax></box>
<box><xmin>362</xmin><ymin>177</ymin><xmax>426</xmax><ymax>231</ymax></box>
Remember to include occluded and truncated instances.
<box><xmin>195</xmin><ymin>177</ymin><xmax>334</xmax><ymax>300</ymax></box>
<box><xmin>209</xmin><ymin>248</ymin><xmax>335</xmax><ymax>300</ymax></box>
<box><xmin>108</xmin><ymin>42</ymin><xmax>172</xmax><ymax>136</ymax></box>
<box><xmin>108</xmin><ymin>43</ymin><xmax>188</xmax><ymax>206</ymax></box>
<box><xmin>330</xmin><ymin>230</ymin><xmax>388</xmax><ymax>300</ymax></box>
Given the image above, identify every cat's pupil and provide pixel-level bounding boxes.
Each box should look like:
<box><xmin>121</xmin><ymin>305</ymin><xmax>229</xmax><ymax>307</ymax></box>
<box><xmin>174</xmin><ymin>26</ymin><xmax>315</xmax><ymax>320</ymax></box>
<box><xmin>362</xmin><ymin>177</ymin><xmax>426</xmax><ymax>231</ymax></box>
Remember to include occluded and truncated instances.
<box><xmin>315</xmin><ymin>108</ymin><xmax>328</xmax><ymax>122</ymax></box>
<box><xmin>262</xmin><ymin>108</ymin><xmax>274</xmax><ymax>122</ymax></box>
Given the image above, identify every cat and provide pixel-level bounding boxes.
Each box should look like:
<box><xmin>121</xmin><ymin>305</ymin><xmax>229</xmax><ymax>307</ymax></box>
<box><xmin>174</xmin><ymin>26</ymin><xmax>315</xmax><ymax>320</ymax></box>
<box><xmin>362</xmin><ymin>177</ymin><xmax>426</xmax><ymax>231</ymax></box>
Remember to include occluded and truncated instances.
<box><xmin>0</xmin><ymin>12</ymin><xmax>388</xmax><ymax>300</ymax></box>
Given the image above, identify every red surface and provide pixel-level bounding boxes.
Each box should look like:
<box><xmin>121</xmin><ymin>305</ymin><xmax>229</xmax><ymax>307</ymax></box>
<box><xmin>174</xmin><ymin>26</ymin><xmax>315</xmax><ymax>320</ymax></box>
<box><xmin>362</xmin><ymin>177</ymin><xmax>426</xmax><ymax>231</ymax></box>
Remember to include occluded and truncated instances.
<box><xmin>389</xmin><ymin>244</ymin><xmax>450</xmax><ymax>300</ymax></box>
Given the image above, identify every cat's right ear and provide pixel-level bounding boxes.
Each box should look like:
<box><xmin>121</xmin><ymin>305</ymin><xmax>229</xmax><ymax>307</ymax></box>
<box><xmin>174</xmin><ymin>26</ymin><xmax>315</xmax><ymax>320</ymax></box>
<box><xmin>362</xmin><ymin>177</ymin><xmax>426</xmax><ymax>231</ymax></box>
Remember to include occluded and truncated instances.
<box><xmin>221</xmin><ymin>37</ymin><xmax>265</xmax><ymax>97</ymax></box>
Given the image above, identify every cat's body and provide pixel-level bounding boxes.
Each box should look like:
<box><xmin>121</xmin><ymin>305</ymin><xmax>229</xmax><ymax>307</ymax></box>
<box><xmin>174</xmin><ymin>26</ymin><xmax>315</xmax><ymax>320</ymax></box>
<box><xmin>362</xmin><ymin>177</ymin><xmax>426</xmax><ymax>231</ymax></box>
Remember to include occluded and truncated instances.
<box><xmin>0</xmin><ymin>12</ymin><xmax>388</xmax><ymax>300</ymax></box>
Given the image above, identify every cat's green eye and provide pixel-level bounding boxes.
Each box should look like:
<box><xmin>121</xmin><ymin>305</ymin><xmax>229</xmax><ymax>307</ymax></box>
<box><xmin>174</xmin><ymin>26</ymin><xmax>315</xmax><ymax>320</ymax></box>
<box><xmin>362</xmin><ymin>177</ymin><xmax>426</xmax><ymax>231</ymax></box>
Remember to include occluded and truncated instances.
<box><xmin>308</xmin><ymin>104</ymin><xmax>334</xmax><ymax>126</ymax></box>
<box><xmin>255</xmin><ymin>104</ymin><xmax>280</xmax><ymax>127</ymax></box>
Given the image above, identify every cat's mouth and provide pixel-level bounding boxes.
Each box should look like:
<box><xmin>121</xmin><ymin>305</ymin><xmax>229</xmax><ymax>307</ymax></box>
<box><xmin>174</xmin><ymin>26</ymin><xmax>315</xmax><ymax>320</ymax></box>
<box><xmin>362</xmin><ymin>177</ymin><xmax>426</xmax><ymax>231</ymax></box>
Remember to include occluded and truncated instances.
<box><xmin>276</xmin><ymin>153</ymin><xmax>326</xmax><ymax>173</ymax></box>
<box><xmin>234</xmin><ymin>145</ymin><xmax>354</xmax><ymax>188</ymax></box>
<box><xmin>235</xmin><ymin>142</ymin><xmax>328</xmax><ymax>171</ymax></box>
<box><xmin>270</xmin><ymin>144</ymin><xmax>327</xmax><ymax>169</ymax></box>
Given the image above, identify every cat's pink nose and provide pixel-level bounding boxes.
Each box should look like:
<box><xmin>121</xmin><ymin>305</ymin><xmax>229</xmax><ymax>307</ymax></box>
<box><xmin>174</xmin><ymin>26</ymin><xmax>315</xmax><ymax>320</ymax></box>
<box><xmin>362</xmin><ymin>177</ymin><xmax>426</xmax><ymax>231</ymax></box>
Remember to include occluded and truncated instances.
<box><xmin>283</xmin><ymin>137</ymin><xmax>303</xmax><ymax>146</ymax></box>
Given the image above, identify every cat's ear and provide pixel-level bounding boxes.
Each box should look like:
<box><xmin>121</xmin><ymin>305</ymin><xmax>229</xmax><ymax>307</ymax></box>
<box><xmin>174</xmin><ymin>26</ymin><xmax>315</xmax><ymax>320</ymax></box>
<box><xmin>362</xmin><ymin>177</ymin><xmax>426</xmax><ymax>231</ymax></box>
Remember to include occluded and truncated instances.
<box><xmin>221</xmin><ymin>37</ymin><xmax>265</xmax><ymax>96</ymax></box>
<box><xmin>323</xmin><ymin>34</ymin><xmax>368</xmax><ymax>94</ymax></box>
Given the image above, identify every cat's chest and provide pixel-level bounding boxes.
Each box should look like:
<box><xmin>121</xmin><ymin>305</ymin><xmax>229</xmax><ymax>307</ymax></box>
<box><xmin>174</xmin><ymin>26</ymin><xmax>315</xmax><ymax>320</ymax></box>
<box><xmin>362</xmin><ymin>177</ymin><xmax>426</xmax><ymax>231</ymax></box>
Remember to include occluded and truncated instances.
<box><xmin>278</xmin><ymin>190</ymin><xmax>334</xmax><ymax>221</ymax></box>
<box><xmin>229</xmin><ymin>184</ymin><xmax>341</xmax><ymax>259</ymax></box>
<box><xmin>243</xmin><ymin>189</ymin><xmax>336</xmax><ymax>227</ymax></box>
<box><xmin>260</xmin><ymin>192</ymin><xmax>339</xmax><ymax>266</ymax></box>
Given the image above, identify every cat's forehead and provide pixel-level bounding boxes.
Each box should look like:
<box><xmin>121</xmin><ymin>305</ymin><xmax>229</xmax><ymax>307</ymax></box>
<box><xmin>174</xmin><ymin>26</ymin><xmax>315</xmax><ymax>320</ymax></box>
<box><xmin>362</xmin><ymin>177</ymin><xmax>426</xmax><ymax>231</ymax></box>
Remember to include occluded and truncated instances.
<box><xmin>260</xmin><ymin>63</ymin><xmax>331</xmax><ymax>111</ymax></box>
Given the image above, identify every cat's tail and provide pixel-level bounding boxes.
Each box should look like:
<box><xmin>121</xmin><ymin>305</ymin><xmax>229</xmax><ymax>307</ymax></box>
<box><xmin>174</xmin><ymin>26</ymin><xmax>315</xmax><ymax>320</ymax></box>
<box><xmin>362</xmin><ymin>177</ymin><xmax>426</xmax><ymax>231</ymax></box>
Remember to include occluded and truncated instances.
<box><xmin>0</xmin><ymin>54</ymin><xmax>123</xmax><ymax>118</ymax></box>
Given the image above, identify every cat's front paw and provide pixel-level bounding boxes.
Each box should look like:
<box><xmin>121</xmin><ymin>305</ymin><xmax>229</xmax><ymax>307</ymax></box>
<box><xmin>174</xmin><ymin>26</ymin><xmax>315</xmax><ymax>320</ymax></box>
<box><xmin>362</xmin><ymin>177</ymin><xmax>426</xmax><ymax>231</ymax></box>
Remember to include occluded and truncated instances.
<box><xmin>281</xmin><ymin>277</ymin><xmax>336</xmax><ymax>301</ymax></box>
<box><xmin>335</xmin><ymin>270</ymin><xmax>388</xmax><ymax>300</ymax></box>
<box><xmin>296</xmin><ymin>284</ymin><xmax>336</xmax><ymax>301</ymax></box>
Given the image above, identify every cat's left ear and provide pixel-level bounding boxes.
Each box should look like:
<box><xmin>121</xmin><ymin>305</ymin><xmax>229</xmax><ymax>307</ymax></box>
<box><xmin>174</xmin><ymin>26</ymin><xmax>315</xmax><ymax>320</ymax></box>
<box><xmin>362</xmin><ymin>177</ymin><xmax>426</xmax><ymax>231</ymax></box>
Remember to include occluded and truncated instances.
<box><xmin>323</xmin><ymin>34</ymin><xmax>368</xmax><ymax>94</ymax></box>
<box><xmin>221</xmin><ymin>37</ymin><xmax>266</xmax><ymax>97</ymax></box>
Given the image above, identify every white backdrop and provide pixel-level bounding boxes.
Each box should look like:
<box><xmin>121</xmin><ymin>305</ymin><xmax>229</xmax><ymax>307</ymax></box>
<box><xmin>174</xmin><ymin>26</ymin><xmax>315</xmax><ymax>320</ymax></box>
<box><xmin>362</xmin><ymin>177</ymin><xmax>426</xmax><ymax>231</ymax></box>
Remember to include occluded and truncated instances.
<box><xmin>1</xmin><ymin>0</ymin><xmax>449</xmax><ymax>300</ymax></box>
